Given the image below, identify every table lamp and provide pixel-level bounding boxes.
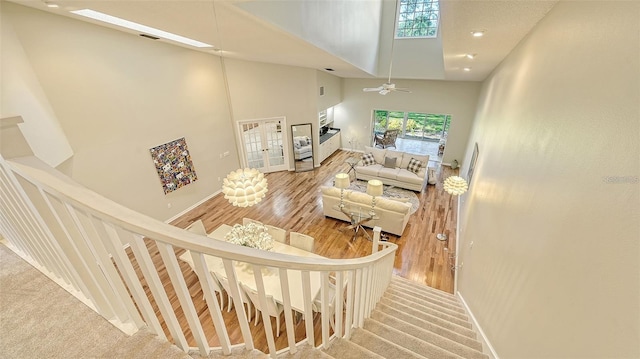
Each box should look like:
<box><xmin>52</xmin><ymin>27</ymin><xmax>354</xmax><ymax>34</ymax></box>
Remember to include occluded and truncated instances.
<box><xmin>366</xmin><ymin>179</ymin><xmax>384</xmax><ymax>216</ymax></box>
<box><xmin>334</xmin><ymin>173</ymin><xmax>350</xmax><ymax>209</ymax></box>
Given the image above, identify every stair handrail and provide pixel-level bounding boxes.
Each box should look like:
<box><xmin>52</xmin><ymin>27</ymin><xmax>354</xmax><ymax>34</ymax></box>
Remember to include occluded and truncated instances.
<box><xmin>0</xmin><ymin>154</ymin><xmax>398</xmax><ymax>358</ymax></box>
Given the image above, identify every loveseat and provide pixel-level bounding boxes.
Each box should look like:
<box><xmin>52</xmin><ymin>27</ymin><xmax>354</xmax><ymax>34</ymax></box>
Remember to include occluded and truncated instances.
<box><xmin>321</xmin><ymin>186</ymin><xmax>412</xmax><ymax>236</ymax></box>
<box><xmin>293</xmin><ymin>136</ymin><xmax>312</xmax><ymax>160</ymax></box>
<box><xmin>355</xmin><ymin>146</ymin><xmax>429</xmax><ymax>192</ymax></box>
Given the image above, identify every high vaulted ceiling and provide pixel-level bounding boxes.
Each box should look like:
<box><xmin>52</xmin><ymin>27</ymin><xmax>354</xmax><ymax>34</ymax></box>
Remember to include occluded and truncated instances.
<box><xmin>9</xmin><ymin>0</ymin><xmax>557</xmax><ymax>82</ymax></box>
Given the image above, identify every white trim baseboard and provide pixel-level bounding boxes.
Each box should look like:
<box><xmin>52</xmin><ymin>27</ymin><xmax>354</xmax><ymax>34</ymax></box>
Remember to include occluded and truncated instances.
<box><xmin>164</xmin><ymin>189</ymin><xmax>222</xmax><ymax>224</ymax></box>
<box><xmin>457</xmin><ymin>292</ymin><xmax>500</xmax><ymax>359</ymax></box>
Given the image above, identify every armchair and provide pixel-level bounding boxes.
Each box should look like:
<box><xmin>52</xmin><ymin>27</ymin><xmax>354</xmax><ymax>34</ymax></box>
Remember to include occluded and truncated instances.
<box><xmin>374</xmin><ymin>129</ymin><xmax>399</xmax><ymax>149</ymax></box>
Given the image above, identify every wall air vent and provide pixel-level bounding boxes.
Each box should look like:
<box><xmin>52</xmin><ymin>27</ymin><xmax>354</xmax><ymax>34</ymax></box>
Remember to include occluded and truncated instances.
<box><xmin>320</xmin><ymin>86</ymin><xmax>325</xmax><ymax>96</ymax></box>
<box><xmin>139</xmin><ymin>34</ymin><xmax>160</xmax><ymax>40</ymax></box>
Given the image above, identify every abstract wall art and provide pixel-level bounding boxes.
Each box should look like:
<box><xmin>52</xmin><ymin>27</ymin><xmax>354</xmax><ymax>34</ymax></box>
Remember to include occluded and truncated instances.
<box><xmin>150</xmin><ymin>137</ymin><xmax>198</xmax><ymax>194</ymax></box>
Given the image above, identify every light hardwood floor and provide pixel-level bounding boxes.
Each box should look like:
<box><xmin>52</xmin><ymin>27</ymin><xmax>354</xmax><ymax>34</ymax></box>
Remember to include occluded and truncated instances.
<box><xmin>147</xmin><ymin>149</ymin><xmax>461</xmax><ymax>352</ymax></box>
<box><xmin>170</xmin><ymin>149</ymin><xmax>460</xmax><ymax>292</ymax></box>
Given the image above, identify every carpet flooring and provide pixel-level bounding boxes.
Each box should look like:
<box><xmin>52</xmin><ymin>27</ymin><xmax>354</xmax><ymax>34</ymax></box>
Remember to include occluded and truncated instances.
<box><xmin>0</xmin><ymin>243</ymin><xmax>190</xmax><ymax>359</ymax></box>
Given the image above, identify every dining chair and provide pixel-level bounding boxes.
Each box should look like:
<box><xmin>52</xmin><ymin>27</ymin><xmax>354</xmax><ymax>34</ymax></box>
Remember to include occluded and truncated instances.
<box><xmin>265</xmin><ymin>224</ymin><xmax>286</xmax><ymax>243</ymax></box>
<box><xmin>312</xmin><ymin>275</ymin><xmax>348</xmax><ymax>330</ymax></box>
<box><xmin>185</xmin><ymin>219</ymin><xmax>207</xmax><ymax>236</ymax></box>
<box><xmin>213</xmin><ymin>271</ymin><xmax>252</xmax><ymax>319</ymax></box>
<box><xmin>242</xmin><ymin>218</ymin><xmax>263</xmax><ymax>226</ymax></box>
<box><xmin>241</xmin><ymin>283</ymin><xmax>285</xmax><ymax>337</ymax></box>
<box><xmin>289</xmin><ymin>232</ymin><xmax>315</xmax><ymax>252</ymax></box>
<box><xmin>179</xmin><ymin>250</ymin><xmax>225</xmax><ymax>308</ymax></box>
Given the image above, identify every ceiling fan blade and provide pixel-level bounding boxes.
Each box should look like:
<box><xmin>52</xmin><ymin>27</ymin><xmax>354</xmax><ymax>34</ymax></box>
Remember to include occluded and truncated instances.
<box><xmin>363</xmin><ymin>86</ymin><xmax>383</xmax><ymax>92</ymax></box>
<box><xmin>379</xmin><ymin>89</ymin><xmax>390</xmax><ymax>95</ymax></box>
<box><xmin>393</xmin><ymin>88</ymin><xmax>411</xmax><ymax>93</ymax></box>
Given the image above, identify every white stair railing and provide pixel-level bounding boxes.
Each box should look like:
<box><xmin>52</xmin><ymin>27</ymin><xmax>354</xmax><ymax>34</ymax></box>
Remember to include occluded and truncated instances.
<box><xmin>0</xmin><ymin>117</ymin><xmax>397</xmax><ymax>358</ymax></box>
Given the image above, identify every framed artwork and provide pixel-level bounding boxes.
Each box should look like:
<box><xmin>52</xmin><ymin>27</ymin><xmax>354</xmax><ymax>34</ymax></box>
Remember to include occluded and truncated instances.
<box><xmin>467</xmin><ymin>142</ymin><xmax>479</xmax><ymax>185</ymax></box>
<box><xmin>150</xmin><ymin>137</ymin><xmax>198</xmax><ymax>194</ymax></box>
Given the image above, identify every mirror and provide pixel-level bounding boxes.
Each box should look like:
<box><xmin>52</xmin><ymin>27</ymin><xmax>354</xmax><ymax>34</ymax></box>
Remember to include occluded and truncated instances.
<box><xmin>291</xmin><ymin>123</ymin><xmax>314</xmax><ymax>172</ymax></box>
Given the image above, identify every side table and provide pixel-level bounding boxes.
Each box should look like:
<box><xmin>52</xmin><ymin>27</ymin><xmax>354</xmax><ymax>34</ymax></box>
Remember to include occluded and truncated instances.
<box><xmin>344</xmin><ymin>157</ymin><xmax>359</xmax><ymax>181</ymax></box>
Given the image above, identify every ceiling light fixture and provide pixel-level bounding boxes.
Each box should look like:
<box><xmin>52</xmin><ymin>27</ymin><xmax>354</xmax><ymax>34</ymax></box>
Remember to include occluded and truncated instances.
<box><xmin>463</xmin><ymin>67</ymin><xmax>472</xmax><ymax>72</ymax></box>
<box><xmin>465</xmin><ymin>53</ymin><xmax>476</xmax><ymax>59</ymax></box>
<box><xmin>45</xmin><ymin>2</ymin><xmax>59</xmax><ymax>8</ymax></box>
<box><xmin>471</xmin><ymin>30</ymin><xmax>485</xmax><ymax>37</ymax></box>
<box><xmin>70</xmin><ymin>9</ymin><xmax>213</xmax><ymax>48</ymax></box>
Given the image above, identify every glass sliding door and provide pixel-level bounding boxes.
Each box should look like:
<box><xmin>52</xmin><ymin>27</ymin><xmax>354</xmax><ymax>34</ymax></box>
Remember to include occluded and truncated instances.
<box><xmin>373</xmin><ymin>109</ymin><xmax>451</xmax><ymax>142</ymax></box>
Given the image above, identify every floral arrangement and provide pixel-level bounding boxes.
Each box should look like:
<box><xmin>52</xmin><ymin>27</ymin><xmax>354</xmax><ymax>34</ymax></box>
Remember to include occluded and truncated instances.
<box><xmin>225</xmin><ymin>223</ymin><xmax>274</xmax><ymax>251</ymax></box>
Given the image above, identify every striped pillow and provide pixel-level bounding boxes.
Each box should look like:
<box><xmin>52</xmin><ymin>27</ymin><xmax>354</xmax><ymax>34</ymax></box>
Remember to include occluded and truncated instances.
<box><xmin>361</xmin><ymin>153</ymin><xmax>376</xmax><ymax>166</ymax></box>
<box><xmin>407</xmin><ymin>157</ymin><xmax>423</xmax><ymax>174</ymax></box>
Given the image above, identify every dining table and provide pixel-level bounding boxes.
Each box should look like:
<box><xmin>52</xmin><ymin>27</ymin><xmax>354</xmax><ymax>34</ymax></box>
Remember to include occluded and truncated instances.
<box><xmin>179</xmin><ymin>224</ymin><xmax>323</xmax><ymax>314</ymax></box>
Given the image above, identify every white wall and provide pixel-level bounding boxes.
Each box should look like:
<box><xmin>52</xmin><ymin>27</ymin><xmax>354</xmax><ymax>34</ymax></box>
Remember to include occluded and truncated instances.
<box><xmin>1</xmin><ymin>6</ymin><xmax>73</xmax><ymax>168</ymax></box>
<box><xmin>236</xmin><ymin>0</ymin><xmax>382</xmax><ymax>75</ymax></box>
<box><xmin>336</xmin><ymin>78</ymin><xmax>480</xmax><ymax>163</ymax></box>
<box><xmin>2</xmin><ymin>3</ymin><xmax>239</xmax><ymax>220</ymax></box>
<box><xmin>456</xmin><ymin>1</ymin><xmax>640</xmax><ymax>357</ymax></box>
<box><xmin>317</xmin><ymin>70</ymin><xmax>343</xmax><ymax>112</ymax></box>
<box><xmin>223</xmin><ymin>58</ymin><xmax>319</xmax><ymax>168</ymax></box>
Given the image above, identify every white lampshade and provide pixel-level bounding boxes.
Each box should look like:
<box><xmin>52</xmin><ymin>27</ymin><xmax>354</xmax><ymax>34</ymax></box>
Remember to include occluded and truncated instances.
<box><xmin>222</xmin><ymin>168</ymin><xmax>268</xmax><ymax>207</ymax></box>
<box><xmin>366</xmin><ymin>179</ymin><xmax>383</xmax><ymax>197</ymax></box>
<box><xmin>443</xmin><ymin>176</ymin><xmax>468</xmax><ymax>196</ymax></box>
<box><xmin>334</xmin><ymin>173</ymin><xmax>350</xmax><ymax>189</ymax></box>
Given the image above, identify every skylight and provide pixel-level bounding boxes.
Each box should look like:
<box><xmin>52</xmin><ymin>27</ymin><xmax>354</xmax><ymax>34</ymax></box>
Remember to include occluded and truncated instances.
<box><xmin>396</xmin><ymin>0</ymin><xmax>439</xmax><ymax>38</ymax></box>
<box><xmin>70</xmin><ymin>9</ymin><xmax>213</xmax><ymax>48</ymax></box>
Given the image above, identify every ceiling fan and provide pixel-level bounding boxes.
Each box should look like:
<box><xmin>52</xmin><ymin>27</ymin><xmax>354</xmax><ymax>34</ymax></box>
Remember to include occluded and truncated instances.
<box><xmin>363</xmin><ymin>0</ymin><xmax>410</xmax><ymax>95</ymax></box>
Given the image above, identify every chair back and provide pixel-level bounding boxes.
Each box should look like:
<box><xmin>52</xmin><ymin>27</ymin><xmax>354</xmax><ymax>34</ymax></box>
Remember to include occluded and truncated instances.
<box><xmin>242</xmin><ymin>218</ymin><xmax>263</xmax><ymax>226</ymax></box>
<box><xmin>289</xmin><ymin>232</ymin><xmax>315</xmax><ymax>252</ymax></box>
<box><xmin>214</xmin><ymin>271</ymin><xmax>248</xmax><ymax>303</ymax></box>
<box><xmin>265</xmin><ymin>225</ymin><xmax>286</xmax><ymax>243</ymax></box>
<box><xmin>241</xmin><ymin>283</ymin><xmax>281</xmax><ymax>315</ymax></box>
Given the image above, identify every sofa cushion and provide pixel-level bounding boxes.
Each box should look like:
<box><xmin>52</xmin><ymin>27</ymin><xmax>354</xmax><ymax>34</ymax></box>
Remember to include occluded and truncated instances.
<box><xmin>378</xmin><ymin>167</ymin><xmax>400</xmax><ymax>180</ymax></box>
<box><xmin>385</xmin><ymin>150</ymin><xmax>404</xmax><ymax>165</ymax></box>
<box><xmin>375</xmin><ymin>198</ymin><xmax>411</xmax><ymax>214</ymax></box>
<box><xmin>407</xmin><ymin>157</ymin><xmax>424</xmax><ymax>174</ymax></box>
<box><xmin>400</xmin><ymin>152</ymin><xmax>429</xmax><ymax>170</ymax></box>
<box><xmin>348</xmin><ymin>191</ymin><xmax>372</xmax><ymax>203</ymax></box>
<box><xmin>357</xmin><ymin>164</ymin><xmax>382</xmax><ymax>177</ymax></box>
<box><xmin>361</xmin><ymin>153</ymin><xmax>376</xmax><ymax>166</ymax></box>
<box><xmin>320</xmin><ymin>186</ymin><xmax>342</xmax><ymax>197</ymax></box>
<box><xmin>364</xmin><ymin>146</ymin><xmax>386</xmax><ymax>164</ymax></box>
<box><xmin>397</xmin><ymin>168</ymin><xmax>425</xmax><ymax>185</ymax></box>
<box><xmin>383</xmin><ymin>156</ymin><xmax>397</xmax><ymax>168</ymax></box>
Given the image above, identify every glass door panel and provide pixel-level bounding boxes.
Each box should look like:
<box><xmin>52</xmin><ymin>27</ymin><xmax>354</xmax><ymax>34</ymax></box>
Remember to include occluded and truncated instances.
<box><xmin>239</xmin><ymin>118</ymin><xmax>288</xmax><ymax>173</ymax></box>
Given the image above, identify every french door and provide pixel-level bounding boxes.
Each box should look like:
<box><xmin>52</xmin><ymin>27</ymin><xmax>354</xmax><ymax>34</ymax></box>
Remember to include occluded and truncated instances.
<box><xmin>237</xmin><ymin>117</ymin><xmax>288</xmax><ymax>173</ymax></box>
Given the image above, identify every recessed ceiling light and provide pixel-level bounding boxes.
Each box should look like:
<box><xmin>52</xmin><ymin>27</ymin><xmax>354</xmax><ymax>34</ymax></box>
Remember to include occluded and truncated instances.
<box><xmin>45</xmin><ymin>2</ymin><xmax>59</xmax><ymax>8</ymax></box>
<box><xmin>471</xmin><ymin>31</ymin><xmax>485</xmax><ymax>37</ymax></box>
<box><xmin>324</xmin><ymin>68</ymin><xmax>335</xmax><ymax>72</ymax></box>
<box><xmin>465</xmin><ymin>53</ymin><xmax>476</xmax><ymax>59</ymax></box>
<box><xmin>70</xmin><ymin>9</ymin><xmax>214</xmax><ymax>48</ymax></box>
<box><xmin>463</xmin><ymin>67</ymin><xmax>472</xmax><ymax>72</ymax></box>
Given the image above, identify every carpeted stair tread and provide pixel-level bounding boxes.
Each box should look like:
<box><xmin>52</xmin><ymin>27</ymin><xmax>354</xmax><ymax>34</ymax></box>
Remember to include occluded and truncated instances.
<box><xmin>376</xmin><ymin>302</ymin><xmax>478</xmax><ymax>342</ymax></box>
<box><xmin>383</xmin><ymin>292</ymin><xmax>470</xmax><ymax>323</ymax></box>
<box><xmin>390</xmin><ymin>277</ymin><xmax>458</xmax><ymax>302</ymax></box>
<box><xmin>363</xmin><ymin>319</ymin><xmax>465</xmax><ymax>359</ymax></box>
<box><xmin>378</xmin><ymin>298</ymin><xmax>473</xmax><ymax>333</ymax></box>
<box><xmin>277</xmin><ymin>344</ymin><xmax>332</xmax><ymax>359</ymax></box>
<box><xmin>106</xmin><ymin>328</ymin><xmax>191</xmax><ymax>358</ymax></box>
<box><xmin>388</xmin><ymin>282</ymin><xmax>465</xmax><ymax>310</ymax></box>
<box><xmin>368</xmin><ymin>313</ymin><xmax>488</xmax><ymax>359</ymax></box>
<box><xmin>323</xmin><ymin>338</ymin><xmax>385</xmax><ymax>359</ymax></box>
<box><xmin>386</xmin><ymin>286</ymin><xmax>466</xmax><ymax>314</ymax></box>
<box><xmin>350</xmin><ymin>328</ymin><xmax>427</xmax><ymax>359</ymax></box>
<box><xmin>190</xmin><ymin>346</ymin><xmax>269</xmax><ymax>358</ymax></box>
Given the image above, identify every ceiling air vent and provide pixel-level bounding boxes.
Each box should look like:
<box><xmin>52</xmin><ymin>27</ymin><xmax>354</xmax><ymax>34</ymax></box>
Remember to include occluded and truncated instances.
<box><xmin>139</xmin><ymin>34</ymin><xmax>160</xmax><ymax>40</ymax></box>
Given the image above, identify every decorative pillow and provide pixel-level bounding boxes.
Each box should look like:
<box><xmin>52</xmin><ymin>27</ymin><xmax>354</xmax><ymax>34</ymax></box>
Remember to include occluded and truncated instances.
<box><xmin>299</xmin><ymin>138</ymin><xmax>307</xmax><ymax>147</ymax></box>
<box><xmin>383</xmin><ymin>156</ymin><xmax>397</xmax><ymax>168</ymax></box>
<box><xmin>361</xmin><ymin>153</ymin><xmax>376</xmax><ymax>166</ymax></box>
<box><xmin>407</xmin><ymin>157</ymin><xmax>423</xmax><ymax>174</ymax></box>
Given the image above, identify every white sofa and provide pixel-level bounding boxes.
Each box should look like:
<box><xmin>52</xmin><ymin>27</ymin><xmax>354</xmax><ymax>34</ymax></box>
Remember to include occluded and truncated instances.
<box><xmin>321</xmin><ymin>186</ymin><xmax>412</xmax><ymax>236</ymax></box>
<box><xmin>355</xmin><ymin>146</ymin><xmax>429</xmax><ymax>192</ymax></box>
<box><xmin>293</xmin><ymin>136</ymin><xmax>312</xmax><ymax>160</ymax></box>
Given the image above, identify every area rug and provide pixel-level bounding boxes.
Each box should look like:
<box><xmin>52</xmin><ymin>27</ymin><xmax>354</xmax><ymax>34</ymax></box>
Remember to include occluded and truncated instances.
<box><xmin>348</xmin><ymin>180</ymin><xmax>419</xmax><ymax>215</ymax></box>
